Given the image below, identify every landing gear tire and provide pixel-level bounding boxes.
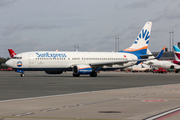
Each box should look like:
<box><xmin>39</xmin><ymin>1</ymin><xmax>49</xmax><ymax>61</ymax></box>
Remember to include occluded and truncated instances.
<box><xmin>21</xmin><ymin>73</ymin><xmax>25</xmax><ymax>77</ymax></box>
<box><xmin>90</xmin><ymin>72</ymin><xmax>97</xmax><ymax>77</ymax></box>
<box><xmin>73</xmin><ymin>73</ymin><xmax>80</xmax><ymax>77</ymax></box>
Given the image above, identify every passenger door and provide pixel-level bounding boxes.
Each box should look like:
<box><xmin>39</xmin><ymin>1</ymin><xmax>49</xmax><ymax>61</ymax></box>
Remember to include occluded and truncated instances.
<box><xmin>28</xmin><ymin>54</ymin><xmax>34</xmax><ymax>67</ymax></box>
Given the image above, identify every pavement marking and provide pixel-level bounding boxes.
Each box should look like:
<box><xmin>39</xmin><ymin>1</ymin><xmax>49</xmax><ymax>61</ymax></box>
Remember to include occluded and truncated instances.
<box><xmin>142</xmin><ymin>99</ymin><xmax>167</xmax><ymax>102</ymax></box>
<box><xmin>13</xmin><ymin>112</ymin><xmax>34</xmax><ymax>116</ymax></box>
<box><xmin>156</xmin><ymin>110</ymin><xmax>180</xmax><ymax>120</ymax></box>
<box><xmin>40</xmin><ymin>108</ymin><xmax>59</xmax><ymax>112</ymax></box>
<box><xmin>0</xmin><ymin>91</ymin><xmax>92</xmax><ymax>103</ymax></box>
<box><xmin>0</xmin><ymin>88</ymin><xmax>123</xmax><ymax>103</ymax></box>
<box><xmin>0</xmin><ymin>116</ymin><xmax>126</xmax><ymax>120</ymax></box>
<box><xmin>144</xmin><ymin>106</ymin><xmax>180</xmax><ymax>120</ymax></box>
<box><xmin>0</xmin><ymin>83</ymin><xmax>179</xmax><ymax>103</ymax></box>
<box><xmin>63</xmin><ymin>98</ymin><xmax>119</xmax><ymax>108</ymax></box>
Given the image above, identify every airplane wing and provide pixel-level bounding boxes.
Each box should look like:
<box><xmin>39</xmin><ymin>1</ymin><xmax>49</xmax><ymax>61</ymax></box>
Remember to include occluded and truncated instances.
<box><xmin>90</xmin><ymin>46</ymin><xmax>165</xmax><ymax>68</ymax></box>
<box><xmin>90</xmin><ymin>58</ymin><xmax>150</xmax><ymax>67</ymax></box>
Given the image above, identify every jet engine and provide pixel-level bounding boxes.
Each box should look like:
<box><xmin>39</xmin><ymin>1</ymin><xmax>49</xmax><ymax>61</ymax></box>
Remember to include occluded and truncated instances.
<box><xmin>73</xmin><ymin>65</ymin><xmax>93</xmax><ymax>74</ymax></box>
<box><xmin>45</xmin><ymin>70</ymin><xmax>63</xmax><ymax>74</ymax></box>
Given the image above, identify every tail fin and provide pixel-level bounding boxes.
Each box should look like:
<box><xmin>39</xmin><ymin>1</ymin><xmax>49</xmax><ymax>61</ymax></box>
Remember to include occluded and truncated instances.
<box><xmin>122</xmin><ymin>21</ymin><xmax>152</xmax><ymax>54</ymax></box>
<box><xmin>173</xmin><ymin>46</ymin><xmax>180</xmax><ymax>61</ymax></box>
<box><xmin>8</xmin><ymin>49</ymin><xmax>17</xmax><ymax>58</ymax></box>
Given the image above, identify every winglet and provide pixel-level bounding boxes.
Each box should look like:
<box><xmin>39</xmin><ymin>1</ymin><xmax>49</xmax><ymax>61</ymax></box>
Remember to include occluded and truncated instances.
<box><xmin>8</xmin><ymin>49</ymin><xmax>17</xmax><ymax>58</ymax></box>
<box><xmin>155</xmin><ymin>46</ymin><xmax>165</xmax><ymax>59</ymax></box>
<box><xmin>173</xmin><ymin>46</ymin><xmax>180</xmax><ymax>52</ymax></box>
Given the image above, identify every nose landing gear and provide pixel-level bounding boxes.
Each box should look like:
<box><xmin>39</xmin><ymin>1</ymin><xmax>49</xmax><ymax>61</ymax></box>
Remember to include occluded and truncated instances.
<box><xmin>21</xmin><ymin>73</ymin><xmax>25</xmax><ymax>77</ymax></box>
<box><xmin>15</xmin><ymin>70</ymin><xmax>25</xmax><ymax>77</ymax></box>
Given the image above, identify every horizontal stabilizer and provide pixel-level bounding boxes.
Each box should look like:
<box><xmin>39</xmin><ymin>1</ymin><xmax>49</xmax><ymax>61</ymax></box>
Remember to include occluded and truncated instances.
<box><xmin>140</xmin><ymin>54</ymin><xmax>158</xmax><ymax>59</ymax></box>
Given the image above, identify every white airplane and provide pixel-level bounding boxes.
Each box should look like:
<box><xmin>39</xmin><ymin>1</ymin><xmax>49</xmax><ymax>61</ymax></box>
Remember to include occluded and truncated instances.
<box><xmin>5</xmin><ymin>21</ymin><xmax>164</xmax><ymax>77</ymax></box>
<box><xmin>126</xmin><ymin>63</ymin><xmax>152</xmax><ymax>72</ymax></box>
<box><xmin>143</xmin><ymin>48</ymin><xmax>180</xmax><ymax>73</ymax></box>
<box><xmin>144</xmin><ymin>59</ymin><xmax>180</xmax><ymax>70</ymax></box>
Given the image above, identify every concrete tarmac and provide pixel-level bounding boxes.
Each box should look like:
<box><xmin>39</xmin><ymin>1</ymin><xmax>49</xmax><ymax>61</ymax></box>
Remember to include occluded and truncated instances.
<box><xmin>0</xmin><ymin>71</ymin><xmax>180</xmax><ymax>120</ymax></box>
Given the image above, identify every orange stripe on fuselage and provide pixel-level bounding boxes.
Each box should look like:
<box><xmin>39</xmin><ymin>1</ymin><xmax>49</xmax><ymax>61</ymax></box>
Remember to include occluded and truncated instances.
<box><xmin>79</xmin><ymin>67</ymin><xmax>91</xmax><ymax>70</ymax></box>
<box><xmin>123</xmin><ymin>46</ymin><xmax>148</xmax><ymax>52</ymax></box>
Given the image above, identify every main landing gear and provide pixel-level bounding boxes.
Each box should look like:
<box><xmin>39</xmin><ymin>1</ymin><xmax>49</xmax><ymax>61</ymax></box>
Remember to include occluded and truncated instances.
<box><xmin>90</xmin><ymin>72</ymin><xmax>97</xmax><ymax>77</ymax></box>
<box><xmin>73</xmin><ymin>73</ymin><xmax>80</xmax><ymax>77</ymax></box>
<box><xmin>72</xmin><ymin>72</ymin><xmax>97</xmax><ymax>77</ymax></box>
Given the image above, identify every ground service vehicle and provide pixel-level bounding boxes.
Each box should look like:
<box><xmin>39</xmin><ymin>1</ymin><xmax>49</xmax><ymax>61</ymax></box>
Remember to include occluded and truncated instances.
<box><xmin>153</xmin><ymin>67</ymin><xmax>167</xmax><ymax>74</ymax></box>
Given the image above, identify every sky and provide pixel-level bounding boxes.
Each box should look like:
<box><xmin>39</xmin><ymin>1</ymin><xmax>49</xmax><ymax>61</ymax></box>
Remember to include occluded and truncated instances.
<box><xmin>0</xmin><ymin>0</ymin><xmax>180</xmax><ymax>58</ymax></box>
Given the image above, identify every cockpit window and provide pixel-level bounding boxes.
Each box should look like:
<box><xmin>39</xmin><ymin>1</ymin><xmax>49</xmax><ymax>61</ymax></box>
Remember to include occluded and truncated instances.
<box><xmin>12</xmin><ymin>57</ymin><xmax>22</xmax><ymax>59</ymax></box>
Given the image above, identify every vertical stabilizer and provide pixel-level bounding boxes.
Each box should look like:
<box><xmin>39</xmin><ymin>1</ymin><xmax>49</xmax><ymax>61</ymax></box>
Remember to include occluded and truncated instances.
<box><xmin>173</xmin><ymin>46</ymin><xmax>180</xmax><ymax>61</ymax></box>
<box><xmin>8</xmin><ymin>49</ymin><xmax>17</xmax><ymax>58</ymax></box>
<box><xmin>123</xmin><ymin>21</ymin><xmax>152</xmax><ymax>54</ymax></box>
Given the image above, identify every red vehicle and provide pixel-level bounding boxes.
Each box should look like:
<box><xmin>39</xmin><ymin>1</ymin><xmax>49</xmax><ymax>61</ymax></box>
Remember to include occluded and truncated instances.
<box><xmin>153</xmin><ymin>67</ymin><xmax>167</xmax><ymax>74</ymax></box>
<box><xmin>0</xmin><ymin>68</ymin><xmax>13</xmax><ymax>71</ymax></box>
<box><xmin>7</xmin><ymin>68</ymin><xmax>13</xmax><ymax>71</ymax></box>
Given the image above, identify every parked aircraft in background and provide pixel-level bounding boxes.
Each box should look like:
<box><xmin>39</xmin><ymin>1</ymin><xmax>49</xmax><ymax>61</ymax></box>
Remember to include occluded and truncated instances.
<box><xmin>144</xmin><ymin>59</ymin><xmax>180</xmax><ymax>72</ymax></box>
<box><xmin>126</xmin><ymin>63</ymin><xmax>152</xmax><ymax>72</ymax></box>
<box><xmin>5</xmin><ymin>21</ymin><xmax>164</xmax><ymax>77</ymax></box>
<box><xmin>144</xmin><ymin>47</ymin><xmax>180</xmax><ymax>73</ymax></box>
<box><xmin>173</xmin><ymin>46</ymin><xmax>180</xmax><ymax>66</ymax></box>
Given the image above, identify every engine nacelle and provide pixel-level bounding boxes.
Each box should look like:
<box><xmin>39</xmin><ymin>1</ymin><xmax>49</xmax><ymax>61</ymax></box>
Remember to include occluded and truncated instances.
<box><xmin>73</xmin><ymin>65</ymin><xmax>92</xmax><ymax>74</ymax></box>
<box><xmin>45</xmin><ymin>70</ymin><xmax>63</xmax><ymax>74</ymax></box>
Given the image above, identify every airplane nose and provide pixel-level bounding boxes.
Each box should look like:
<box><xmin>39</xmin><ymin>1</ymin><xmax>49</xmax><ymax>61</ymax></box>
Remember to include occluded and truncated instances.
<box><xmin>5</xmin><ymin>60</ymin><xmax>12</xmax><ymax>67</ymax></box>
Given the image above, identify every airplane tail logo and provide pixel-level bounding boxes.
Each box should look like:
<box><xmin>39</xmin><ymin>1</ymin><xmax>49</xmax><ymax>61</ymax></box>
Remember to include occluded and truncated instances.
<box><xmin>122</xmin><ymin>21</ymin><xmax>152</xmax><ymax>54</ymax></box>
<box><xmin>173</xmin><ymin>46</ymin><xmax>180</xmax><ymax>61</ymax></box>
<box><xmin>8</xmin><ymin>49</ymin><xmax>17</xmax><ymax>58</ymax></box>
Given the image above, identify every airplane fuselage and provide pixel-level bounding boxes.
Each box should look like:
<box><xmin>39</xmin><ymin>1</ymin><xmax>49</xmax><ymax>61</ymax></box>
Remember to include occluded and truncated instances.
<box><xmin>144</xmin><ymin>59</ymin><xmax>180</xmax><ymax>70</ymax></box>
<box><xmin>6</xmin><ymin>51</ymin><xmax>138</xmax><ymax>71</ymax></box>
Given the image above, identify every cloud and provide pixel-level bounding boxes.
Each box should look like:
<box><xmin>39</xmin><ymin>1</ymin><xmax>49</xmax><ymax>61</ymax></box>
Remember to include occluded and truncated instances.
<box><xmin>1</xmin><ymin>0</ymin><xmax>180</xmax><ymax>58</ymax></box>
<box><xmin>0</xmin><ymin>0</ymin><xmax>17</xmax><ymax>8</ymax></box>
<box><xmin>0</xmin><ymin>36</ymin><xmax>40</xmax><ymax>57</ymax></box>
<box><xmin>152</xmin><ymin>14</ymin><xmax>166</xmax><ymax>22</ymax></box>
<box><xmin>1</xmin><ymin>23</ymin><xmax>63</xmax><ymax>36</ymax></box>
<box><xmin>152</xmin><ymin>6</ymin><xmax>180</xmax><ymax>22</ymax></box>
<box><xmin>125</xmin><ymin>1</ymin><xmax>151</xmax><ymax>8</ymax></box>
<box><xmin>22</xmin><ymin>24</ymin><xmax>62</xmax><ymax>30</ymax></box>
